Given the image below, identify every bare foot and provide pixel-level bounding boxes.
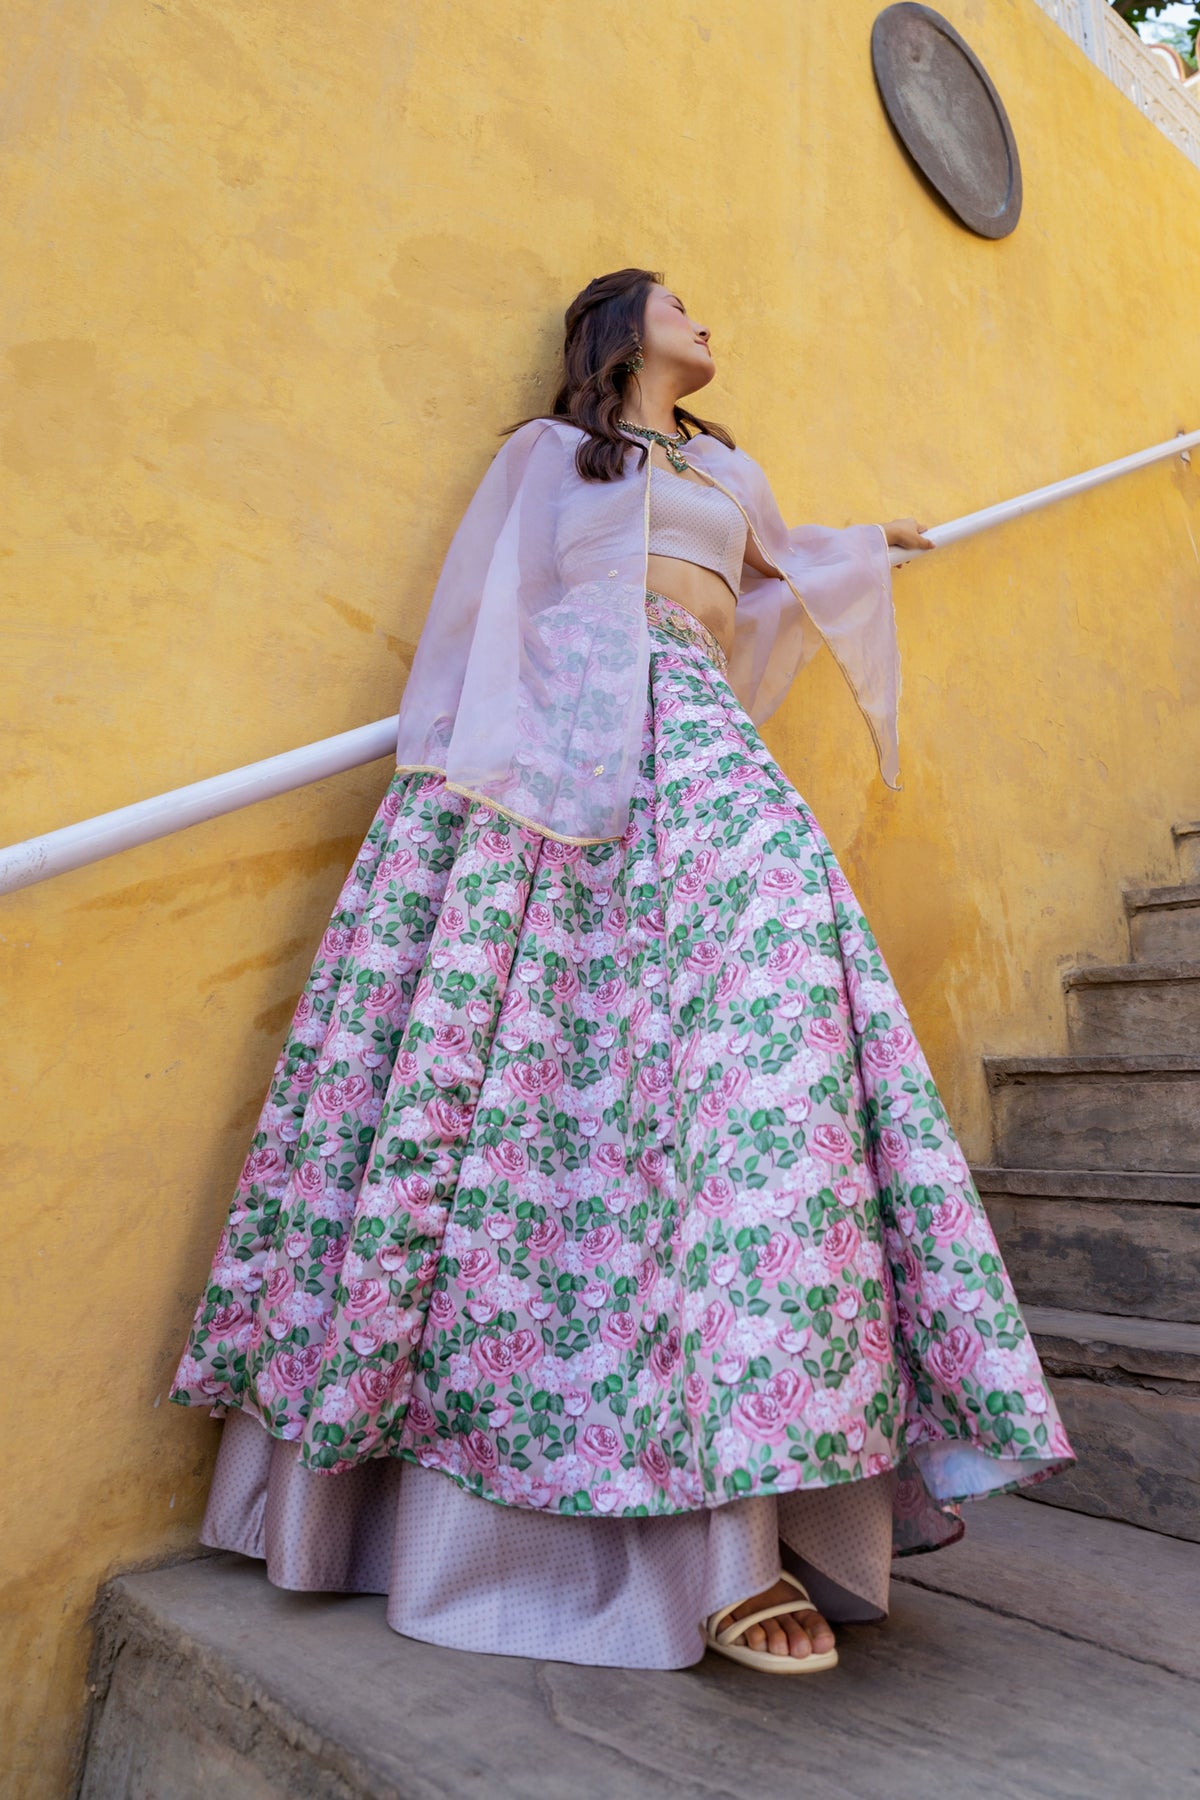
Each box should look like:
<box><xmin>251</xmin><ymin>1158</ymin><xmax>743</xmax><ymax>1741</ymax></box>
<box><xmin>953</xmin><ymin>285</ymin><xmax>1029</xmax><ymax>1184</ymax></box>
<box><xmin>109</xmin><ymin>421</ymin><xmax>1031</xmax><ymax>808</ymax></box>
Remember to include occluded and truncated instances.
<box><xmin>722</xmin><ymin>1578</ymin><xmax>836</xmax><ymax>1660</ymax></box>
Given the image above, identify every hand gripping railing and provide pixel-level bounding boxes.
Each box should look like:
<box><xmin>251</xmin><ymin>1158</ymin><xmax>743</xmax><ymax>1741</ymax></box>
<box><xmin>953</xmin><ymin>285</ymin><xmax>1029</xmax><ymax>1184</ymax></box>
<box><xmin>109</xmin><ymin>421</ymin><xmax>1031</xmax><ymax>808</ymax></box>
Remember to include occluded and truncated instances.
<box><xmin>1</xmin><ymin>427</ymin><xmax>1195</xmax><ymax>897</ymax></box>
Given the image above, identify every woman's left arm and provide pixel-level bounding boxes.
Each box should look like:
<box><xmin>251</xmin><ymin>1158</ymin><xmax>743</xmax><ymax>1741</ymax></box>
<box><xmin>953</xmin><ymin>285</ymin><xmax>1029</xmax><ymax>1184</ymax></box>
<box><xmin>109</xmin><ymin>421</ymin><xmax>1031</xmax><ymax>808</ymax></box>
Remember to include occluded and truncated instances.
<box><xmin>741</xmin><ymin>515</ymin><xmax>934</xmax><ymax>573</ymax></box>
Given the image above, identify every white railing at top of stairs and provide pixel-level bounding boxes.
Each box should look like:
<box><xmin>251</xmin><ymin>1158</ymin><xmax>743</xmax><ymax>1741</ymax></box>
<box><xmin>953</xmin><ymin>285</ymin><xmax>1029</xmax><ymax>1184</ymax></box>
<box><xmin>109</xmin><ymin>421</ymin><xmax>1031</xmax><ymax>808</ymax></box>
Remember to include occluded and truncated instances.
<box><xmin>0</xmin><ymin>427</ymin><xmax>1196</xmax><ymax>899</ymax></box>
<box><xmin>1032</xmin><ymin>0</ymin><xmax>1200</xmax><ymax>172</ymax></box>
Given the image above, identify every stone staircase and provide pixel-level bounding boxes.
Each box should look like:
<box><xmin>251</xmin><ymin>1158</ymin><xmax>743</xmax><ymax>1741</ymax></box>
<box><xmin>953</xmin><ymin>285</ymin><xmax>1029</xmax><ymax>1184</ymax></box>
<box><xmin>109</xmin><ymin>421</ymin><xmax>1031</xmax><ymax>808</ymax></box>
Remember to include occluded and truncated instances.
<box><xmin>975</xmin><ymin>820</ymin><xmax>1200</xmax><ymax>1543</ymax></box>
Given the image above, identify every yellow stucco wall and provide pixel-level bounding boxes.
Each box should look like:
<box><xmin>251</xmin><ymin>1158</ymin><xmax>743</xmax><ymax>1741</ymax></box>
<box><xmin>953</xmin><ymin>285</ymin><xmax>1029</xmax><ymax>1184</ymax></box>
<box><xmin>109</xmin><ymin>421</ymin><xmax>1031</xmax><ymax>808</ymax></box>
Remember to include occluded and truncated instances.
<box><xmin>2</xmin><ymin>0</ymin><xmax>1198</xmax><ymax>1789</ymax></box>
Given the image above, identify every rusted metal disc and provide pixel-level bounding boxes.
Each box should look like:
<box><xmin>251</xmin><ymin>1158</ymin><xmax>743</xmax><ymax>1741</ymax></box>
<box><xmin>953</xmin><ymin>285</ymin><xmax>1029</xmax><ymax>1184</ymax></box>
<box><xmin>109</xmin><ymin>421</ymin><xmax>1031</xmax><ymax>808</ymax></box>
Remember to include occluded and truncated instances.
<box><xmin>871</xmin><ymin>4</ymin><xmax>1022</xmax><ymax>238</ymax></box>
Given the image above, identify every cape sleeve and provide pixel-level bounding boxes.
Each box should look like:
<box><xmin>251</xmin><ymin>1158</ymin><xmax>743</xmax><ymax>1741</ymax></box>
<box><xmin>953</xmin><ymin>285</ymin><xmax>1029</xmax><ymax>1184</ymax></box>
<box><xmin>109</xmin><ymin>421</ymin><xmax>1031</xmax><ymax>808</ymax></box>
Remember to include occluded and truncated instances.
<box><xmin>394</xmin><ymin>419</ymin><xmax>650</xmax><ymax>843</ymax></box>
<box><xmin>723</xmin><ymin>451</ymin><xmax>901</xmax><ymax>789</ymax></box>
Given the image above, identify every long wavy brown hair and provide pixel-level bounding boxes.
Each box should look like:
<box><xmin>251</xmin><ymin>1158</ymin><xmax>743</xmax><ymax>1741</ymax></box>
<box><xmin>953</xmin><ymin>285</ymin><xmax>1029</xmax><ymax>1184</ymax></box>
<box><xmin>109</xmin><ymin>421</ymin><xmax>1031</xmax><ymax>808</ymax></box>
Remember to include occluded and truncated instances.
<box><xmin>502</xmin><ymin>267</ymin><xmax>735</xmax><ymax>481</ymax></box>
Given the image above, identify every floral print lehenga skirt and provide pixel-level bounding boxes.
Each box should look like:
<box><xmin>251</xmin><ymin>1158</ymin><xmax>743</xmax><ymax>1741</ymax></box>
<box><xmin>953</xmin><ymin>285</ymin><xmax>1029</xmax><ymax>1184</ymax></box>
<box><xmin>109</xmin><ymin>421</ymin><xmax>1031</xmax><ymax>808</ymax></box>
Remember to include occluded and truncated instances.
<box><xmin>170</xmin><ymin>589</ymin><xmax>1075</xmax><ymax>1669</ymax></box>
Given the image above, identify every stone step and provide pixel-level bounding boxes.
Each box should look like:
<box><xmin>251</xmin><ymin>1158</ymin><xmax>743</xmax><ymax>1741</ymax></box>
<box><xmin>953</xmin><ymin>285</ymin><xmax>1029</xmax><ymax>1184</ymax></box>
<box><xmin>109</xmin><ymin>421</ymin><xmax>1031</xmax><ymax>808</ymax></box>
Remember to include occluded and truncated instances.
<box><xmin>1020</xmin><ymin>1307</ymin><xmax>1200</xmax><ymax>1542</ymax></box>
<box><xmin>1025</xmin><ymin>1305</ymin><xmax>1200</xmax><ymax>1382</ymax></box>
<box><xmin>985</xmin><ymin>1055</ymin><xmax>1200</xmax><ymax>1172</ymax></box>
<box><xmin>975</xmin><ymin>1167</ymin><xmax>1200</xmax><ymax>1323</ymax></box>
<box><xmin>1173</xmin><ymin>821</ymin><xmax>1200</xmax><ymax>884</ymax></box>
<box><xmin>1063</xmin><ymin>961</ymin><xmax>1200</xmax><ymax>1056</ymax></box>
<box><xmin>1125</xmin><ymin>881</ymin><xmax>1200</xmax><ymax>962</ymax></box>
<box><xmin>79</xmin><ymin>1533</ymin><xmax>1200</xmax><ymax>1798</ymax></box>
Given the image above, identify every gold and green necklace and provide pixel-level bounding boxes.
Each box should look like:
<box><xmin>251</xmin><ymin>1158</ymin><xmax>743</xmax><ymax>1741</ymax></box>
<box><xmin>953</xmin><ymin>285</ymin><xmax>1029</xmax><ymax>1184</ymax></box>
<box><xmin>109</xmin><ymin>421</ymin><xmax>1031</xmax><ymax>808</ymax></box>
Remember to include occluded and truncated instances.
<box><xmin>617</xmin><ymin>417</ymin><xmax>690</xmax><ymax>474</ymax></box>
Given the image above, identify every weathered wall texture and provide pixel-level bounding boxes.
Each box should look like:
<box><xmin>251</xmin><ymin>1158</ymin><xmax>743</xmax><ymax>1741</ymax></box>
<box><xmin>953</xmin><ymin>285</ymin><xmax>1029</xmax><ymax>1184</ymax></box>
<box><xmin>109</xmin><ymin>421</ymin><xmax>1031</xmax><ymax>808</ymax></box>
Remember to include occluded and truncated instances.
<box><xmin>1</xmin><ymin>0</ymin><xmax>1198</xmax><ymax>1790</ymax></box>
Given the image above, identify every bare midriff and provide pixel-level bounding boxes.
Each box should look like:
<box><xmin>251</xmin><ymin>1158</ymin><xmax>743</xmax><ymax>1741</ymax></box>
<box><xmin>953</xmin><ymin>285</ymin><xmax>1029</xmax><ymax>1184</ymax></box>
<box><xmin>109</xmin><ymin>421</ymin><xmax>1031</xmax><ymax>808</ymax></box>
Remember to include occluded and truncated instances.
<box><xmin>645</xmin><ymin>553</ymin><xmax>739</xmax><ymax>660</ymax></box>
<box><xmin>643</xmin><ymin>443</ymin><xmax>780</xmax><ymax>661</ymax></box>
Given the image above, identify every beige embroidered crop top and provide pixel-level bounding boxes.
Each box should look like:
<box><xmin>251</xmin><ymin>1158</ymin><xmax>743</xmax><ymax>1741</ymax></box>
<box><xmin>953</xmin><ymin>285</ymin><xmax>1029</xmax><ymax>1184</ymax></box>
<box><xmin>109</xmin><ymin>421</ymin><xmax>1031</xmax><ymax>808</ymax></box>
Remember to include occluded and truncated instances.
<box><xmin>647</xmin><ymin>465</ymin><xmax>749</xmax><ymax>603</ymax></box>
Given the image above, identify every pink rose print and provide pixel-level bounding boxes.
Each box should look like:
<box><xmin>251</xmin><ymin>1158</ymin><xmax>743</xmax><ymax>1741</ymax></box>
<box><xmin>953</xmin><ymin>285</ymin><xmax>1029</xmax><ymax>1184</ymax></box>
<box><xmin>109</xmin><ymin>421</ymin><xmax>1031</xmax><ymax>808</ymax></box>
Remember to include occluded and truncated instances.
<box><xmin>525</xmin><ymin>1216</ymin><xmax>565</xmax><ymax>1257</ymax></box>
<box><xmin>600</xmin><ymin>1310</ymin><xmax>637</xmax><ymax>1350</ymax></box>
<box><xmin>242</xmin><ymin>1147</ymin><xmax>283</xmax><ymax>1184</ymax></box>
<box><xmin>767</xmin><ymin>940</ymin><xmax>806</xmax><ymax>978</ymax></box>
<box><xmin>485</xmin><ymin>1137</ymin><xmax>528</xmax><ymax>1180</ymax></box>
<box><xmin>735</xmin><ymin>1368</ymin><xmax>813</xmax><ymax>1442</ymax></box>
<box><xmin>927</xmin><ymin>1325</ymin><xmax>982</xmax><ymax>1386</ymax></box>
<box><xmin>860</xmin><ymin>1317</ymin><xmax>892</xmax><ymax>1362</ymax></box>
<box><xmin>755</xmin><ymin>1232</ymin><xmax>798</xmax><ymax>1284</ymax></box>
<box><xmin>394</xmin><ymin>1172</ymin><xmax>436</xmax><ymax>1210</ymax></box>
<box><xmin>803</xmin><ymin>1016</ymin><xmax>844</xmax><ymax>1055</ymax></box>
<box><xmin>638</xmin><ymin>1146</ymin><xmax>668</xmax><ymax>1184</ymax></box>
<box><xmin>310</xmin><ymin>1075</ymin><xmax>372</xmax><ymax>1120</ymax></box>
<box><xmin>811</xmin><ymin>1122</ymin><xmax>854</xmax><ymax>1165</ymax></box>
<box><xmin>590</xmin><ymin>1142</ymin><xmax>626</xmax><ymax>1177</ymax></box>
<box><xmin>821</xmin><ymin>1217</ymin><xmax>860</xmax><ymax>1270</ymax></box>
<box><xmin>349</xmin><ymin>1360</ymin><xmax>401</xmax><ymax>1418</ymax></box>
<box><xmin>471</xmin><ymin>1329</ymin><xmax>542</xmax><ymax>1382</ymax></box>
<box><xmin>264</xmin><ymin>1265</ymin><xmax>293</xmax><ymax>1308</ymax></box>
<box><xmin>318</xmin><ymin>1231</ymin><xmax>347</xmax><ymax>1274</ymax></box>
<box><xmin>504</xmin><ymin>1058</ymin><xmax>561</xmax><ymax>1101</ymax></box>
<box><xmin>273</xmin><ymin>1344</ymin><xmax>323</xmax><ymax>1397</ymax></box>
<box><xmin>715</xmin><ymin>962</ymin><xmax>745</xmax><ymax>1001</ymax></box>
<box><xmin>685</xmin><ymin>940</ymin><xmax>723</xmax><ymax>975</ymax></box>
<box><xmin>439</xmin><ymin>904</ymin><xmax>466</xmax><ymax>936</ymax></box>
<box><xmin>464</xmin><ymin>1429</ymin><xmax>500</xmax><ymax>1475</ymax></box>
<box><xmin>929</xmin><ymin>1193</ymin><xmax>973</xmax><ymax>1245</ymax></box>
<box><xmin>343</xmin><ymin>1278</ymin><xmax>388</xmax><ymax>1318</ymax></box>
<box><xmin>552</xmin><ymin>968</ymin><xmax>581</xmax><ymax>1004</ymax></box>
<box><xmin>698</xmin><ymin>1299</ymin><xmax>733</xmax><ymax>1351</ymax></box>
<box><xmin>635</xmin><ymin>1063</ymin><xmax>672</xmax><ymax>1102</ymax></box>
<box><xmin>428</xmin><ymin>1290</ymin><xmax>456</xmax><ymax>1328</ymax></box>
<box><xmin>406</xmin><ymin>1397</ymin><xmax>436</xmax><ymax>1434</ymax></box>
<box><xmin>877</xmin><ymin>1127</ymin><xmax>910</xmax><ymax>1170</ymax></box>
<box><xmin>649</xmin><ymin>1328</ymin><xmax>681</xmax><ymax>1384</ymax></box>
<box><xmin>697</xmin><ymin>1174</ymin><xmax>736</xmax><ymax>1217</ymax></box>
<box><xmin>362</xmin><ymin>981</ymin><xmax>401</xmax><ymax>1016</ymax></box>
<box><xmin>580</xmin><ymin>1224</ymin><xmax>620</xmax><ymax>1267</ymax></box>
<box><xmin>293</xmin><ymin>1161</ymin><xmax>327</xmax><ymax>1200</ymax></box>
<box><xmin>640</xmin><ymin>1443</ymin><xmax>672</xmax><ymax>1486</ymax></box>
<box><xmin>348</xmin><ymin>1324</ymin><xmax>384</xmax><ymax>1356</ymax></box>
<box><xmin>455</xmin><ymin>1248</ymin><xmax>499</xmax><ymax>1289</ymax></box>
<box><xmin>581</xmin><ymin>1423</ymin><xmax>624</xmax><ymax>1467</ymax></box>
<box><xmin>862</xmin><ymin>1037</ymin><xmax>903</xmax><ymax>1078</ymax></box>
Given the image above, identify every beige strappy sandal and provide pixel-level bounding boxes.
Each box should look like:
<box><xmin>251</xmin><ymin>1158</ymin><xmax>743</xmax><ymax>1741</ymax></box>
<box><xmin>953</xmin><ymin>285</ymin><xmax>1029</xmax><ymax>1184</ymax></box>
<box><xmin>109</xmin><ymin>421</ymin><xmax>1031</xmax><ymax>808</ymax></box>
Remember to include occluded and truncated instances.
<box><xmin>705</xmin><ymin>1570</ymin><xmax>840</xmax><ymax>1675</ymax></box>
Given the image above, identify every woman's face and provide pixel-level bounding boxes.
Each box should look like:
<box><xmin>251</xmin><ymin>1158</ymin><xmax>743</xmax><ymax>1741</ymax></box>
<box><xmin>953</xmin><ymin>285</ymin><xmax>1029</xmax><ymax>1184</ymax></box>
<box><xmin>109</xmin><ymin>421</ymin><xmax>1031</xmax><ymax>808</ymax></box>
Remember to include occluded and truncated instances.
<box><xmin>639</xmin><ymin>283</ymin><xmax>715</xmax><ymax>395</ymax></box>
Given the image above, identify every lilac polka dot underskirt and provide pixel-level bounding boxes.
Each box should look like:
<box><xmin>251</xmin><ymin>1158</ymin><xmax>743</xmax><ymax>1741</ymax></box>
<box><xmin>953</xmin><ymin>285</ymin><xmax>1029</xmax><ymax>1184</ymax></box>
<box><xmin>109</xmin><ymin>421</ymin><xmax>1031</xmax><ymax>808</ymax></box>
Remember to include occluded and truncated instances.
<box><xmin>200</xmin><ymin>1407</ymin><xmax>895</xmax><ymax>1669</ymax></box>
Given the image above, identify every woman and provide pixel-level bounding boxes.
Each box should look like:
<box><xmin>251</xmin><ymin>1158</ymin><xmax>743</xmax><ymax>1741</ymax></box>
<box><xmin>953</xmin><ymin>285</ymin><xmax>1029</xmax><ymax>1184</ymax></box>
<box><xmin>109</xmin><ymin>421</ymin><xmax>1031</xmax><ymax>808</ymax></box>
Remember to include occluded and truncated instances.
<box><xmin>170</xmin><ymin>268</ymin><xmax>1074</xmax><ymax>1676</ymax></box>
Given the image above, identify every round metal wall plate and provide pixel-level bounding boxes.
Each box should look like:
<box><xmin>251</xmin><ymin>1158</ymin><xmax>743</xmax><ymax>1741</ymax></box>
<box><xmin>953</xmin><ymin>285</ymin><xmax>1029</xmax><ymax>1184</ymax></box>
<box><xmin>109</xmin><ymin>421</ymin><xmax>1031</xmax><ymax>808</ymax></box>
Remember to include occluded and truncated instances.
<box><xmin>871</xmin><ymin>4</ymin><xmax>1022</xmax><ymax>238</ymax></box>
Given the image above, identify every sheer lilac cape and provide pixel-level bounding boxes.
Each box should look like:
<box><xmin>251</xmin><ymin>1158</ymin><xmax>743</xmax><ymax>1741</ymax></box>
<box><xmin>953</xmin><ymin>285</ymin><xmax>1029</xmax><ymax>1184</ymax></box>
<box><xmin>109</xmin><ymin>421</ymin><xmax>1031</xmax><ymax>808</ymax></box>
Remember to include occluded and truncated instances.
<box><xmin>394</xmin><ymin>419</ymin><xmax>899</xmax><ymax>844</ymax></box>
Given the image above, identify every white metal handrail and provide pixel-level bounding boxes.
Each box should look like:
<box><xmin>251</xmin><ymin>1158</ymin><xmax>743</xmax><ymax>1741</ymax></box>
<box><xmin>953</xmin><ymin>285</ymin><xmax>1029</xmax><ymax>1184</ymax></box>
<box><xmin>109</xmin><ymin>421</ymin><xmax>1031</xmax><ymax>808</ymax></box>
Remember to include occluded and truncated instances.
<box><xmin>1</xmin><ymin>427</ymin><xmax>1196</xmax><ymax>898</ymax></box>
<box><xmin>888</xmin><ymin>426</ymin><xmax>1195</xmax><ymax>564</ymax></box>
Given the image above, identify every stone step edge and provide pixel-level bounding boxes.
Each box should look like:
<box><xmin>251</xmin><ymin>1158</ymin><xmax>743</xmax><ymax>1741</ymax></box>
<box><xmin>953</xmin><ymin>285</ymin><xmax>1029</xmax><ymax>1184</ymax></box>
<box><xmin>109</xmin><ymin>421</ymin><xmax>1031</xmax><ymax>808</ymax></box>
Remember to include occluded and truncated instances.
<box><xmin>1124</xmin><ymin>880</ymin><xmax>1200</xmax><ymax>913</ymax></box>
<box><xmin>984</xmin><ymin>1054</ymin><xmax>1200</xmax><ymax>1083</ymax></box>
<box><xmin>1025</xmin><ymin>1305</ymin><xmax>1200</xmax><ymax>1387</ymax></box>
<box><xmin>972</xmin><ymin>1165</ymin><xmax>1200</xmax><ymax>1205</ymax></box>
<box><xmin>1062</xmin><ymin>960</ymin><xmax>1200</xmax><ymax>991</ymax></box>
